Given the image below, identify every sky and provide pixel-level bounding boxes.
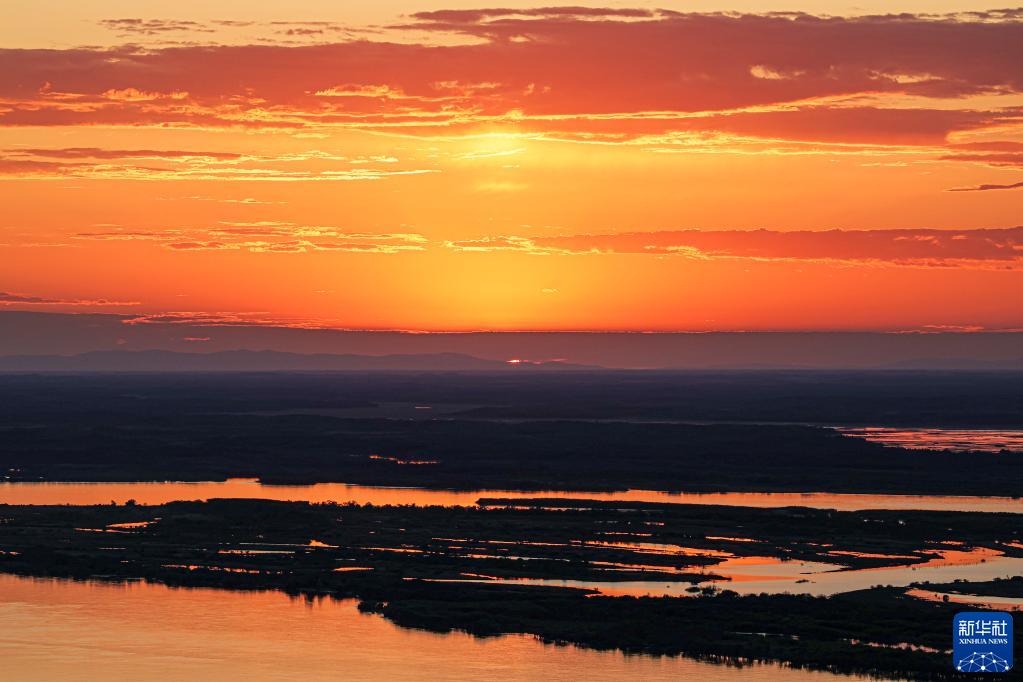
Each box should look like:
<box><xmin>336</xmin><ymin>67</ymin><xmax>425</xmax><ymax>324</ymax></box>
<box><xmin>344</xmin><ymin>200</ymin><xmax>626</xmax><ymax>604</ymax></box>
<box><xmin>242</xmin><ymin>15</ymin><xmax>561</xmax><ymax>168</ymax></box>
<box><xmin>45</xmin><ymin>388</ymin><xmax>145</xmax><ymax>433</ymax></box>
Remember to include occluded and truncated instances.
<box><xmin>1</xmin><ymin>2</ymin><xmax>1022</xmax><ymax>335</ymax></box>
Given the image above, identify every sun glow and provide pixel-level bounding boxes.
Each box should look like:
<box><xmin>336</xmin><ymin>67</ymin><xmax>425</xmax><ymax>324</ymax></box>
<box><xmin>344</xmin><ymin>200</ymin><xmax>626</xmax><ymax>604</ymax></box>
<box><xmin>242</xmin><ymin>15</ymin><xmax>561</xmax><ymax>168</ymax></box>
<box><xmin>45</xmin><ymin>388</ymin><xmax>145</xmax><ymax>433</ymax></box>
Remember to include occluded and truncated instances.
<box><xmin>1</xmin><ymin>3</ymin><xmax>1022</xmax><ymax>332</ymax></box>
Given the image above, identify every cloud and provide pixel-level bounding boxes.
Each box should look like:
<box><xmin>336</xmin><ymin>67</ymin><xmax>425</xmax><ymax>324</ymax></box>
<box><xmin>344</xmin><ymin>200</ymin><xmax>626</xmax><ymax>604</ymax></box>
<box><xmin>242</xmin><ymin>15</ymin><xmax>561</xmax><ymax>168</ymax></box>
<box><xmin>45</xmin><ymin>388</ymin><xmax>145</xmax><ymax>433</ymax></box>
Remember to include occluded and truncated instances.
<box><xmin>0</xmin><ymin>9</ymin><xmax>1020</xmax><ymax>149</ymax></box>
<box><xmin>444</xmin><ymin>236</ymin><xmax>566</xmax><ymax>255</ymax></box>
<box><xmin>947</xmin><ymin>180</ymin><xmax>1023</xmax><ymax>192</ymax></box>
<box><xmin>69</xmin><ymin>222</ymin><xmax>1022</xmax><ymax>265</ymax></box>
<box><xmin>0</xmin><ymin>159</ymin><xmax>87</xmax><ymax>175</ymax></box>
<box><xmin>1</xmin><ymin>292</ymin><xmax>63</xmax><ymax>303</ymax></box>
<box><xmin>306</xmin><ymin>240</ymin><xmax>424</xmax><ymax>253</ymax></box>
<box><xmin>69</xmin><ymin>223</ymin><xmax>429</xmax><ymax>255</ymax></box>
<box><xmin>75</xmin><ymin>230</ymin><xmax>182</xmax><ymax>241</ymax></box>
<box><xmin>409</xmin><ymin>8</ymin><xmax>656</xmax><ymax>24</ymax></box>
<box><xmin>119</xmin><ymin>311</ymin><xmax>334</xmax><ymax>329</ymax></box>
<box><xmin>151</xmin><ymin>228</ymin><xmax>429</xmax><ymax>254</ymax></box>
<box><xmin>98</xmin><ymin>18</ymin><xmax>216</xmax><ymax>35</ymax></box>
<box><xmin>7</xmin><ymin>147</ymin><xmax>241</xmax><ymax>161</ymax></box>
<box><xmin>165</xmin><ymin>239</ymin><xmax>426</xmax><ymax>254</ymax></box>
<box><xmin>941</xmin><ymin>154</ymin><xmax>1023</xmax><ymax>170</ymax></box>
<box><xmin>96</xmin><ymin>18</ymin><xmax>368</xmax><ymax>46</ymax></box>
<box><xmin>120</xmin><ymin>311</ymin><xmax>267</xmax><ymax>325</ymax></box>
<box><xmin>0</xmin><ymin>148</ymin><xmax>438</xmax><ymax>182</ymax></box>
<box><xmin>0</xmin><ymin>291</ymin><xmax>139</xmax><ymax>306</ymax></box>
<box><xmin>447</xmin><ymin>227</ymin><xmax>1023</xmax><ymax>268</ymax></box>
<box><xmin>165</xmin><ymin>241</ymin><xmax>236</xmax><ymax>251</ymax></box>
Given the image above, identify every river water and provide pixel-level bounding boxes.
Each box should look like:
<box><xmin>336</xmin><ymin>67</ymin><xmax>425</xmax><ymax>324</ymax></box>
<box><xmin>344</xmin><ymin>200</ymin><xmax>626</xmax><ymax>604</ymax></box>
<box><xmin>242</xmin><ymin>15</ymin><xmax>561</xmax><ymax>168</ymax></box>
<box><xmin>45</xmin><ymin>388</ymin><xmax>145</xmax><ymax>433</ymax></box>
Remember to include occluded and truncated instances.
<box><xmin>2</xmin><ymin>474</ymin><xmax>1016</xmax><ymax>680</ymax></box>
<box><xmin>836</xmin><ymin>427</ymin><xmax>1023</xmax><ymax>453</ymax></box>
<box><xmin>437</xmin><ymin>547</ymin><xmax>1023</xmax><ymax>598</ymax></box>
<box><xmin>2</xmin><ymin>478</ymin><xmax>1021</xmax><ymax>513</ymax></box>
<box><xmin>0</xmin><ymin>574</ymin><xmax>872</xmax><ymax>682</ymax></box>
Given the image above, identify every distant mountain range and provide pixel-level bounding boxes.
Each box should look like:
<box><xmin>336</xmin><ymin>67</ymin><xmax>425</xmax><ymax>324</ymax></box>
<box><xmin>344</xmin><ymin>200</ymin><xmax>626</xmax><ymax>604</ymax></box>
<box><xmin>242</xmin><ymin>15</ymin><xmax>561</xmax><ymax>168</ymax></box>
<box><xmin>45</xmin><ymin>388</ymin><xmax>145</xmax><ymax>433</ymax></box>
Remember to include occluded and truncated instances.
<box><xmin>0</xmin><ymin>350</ymin><xmax>595</xmax><ymax>372</ymax></box>
<box><xmin>2</xmin><ymin>312</ymin><xmax>1023</xmax><ymax>370</ymax></box>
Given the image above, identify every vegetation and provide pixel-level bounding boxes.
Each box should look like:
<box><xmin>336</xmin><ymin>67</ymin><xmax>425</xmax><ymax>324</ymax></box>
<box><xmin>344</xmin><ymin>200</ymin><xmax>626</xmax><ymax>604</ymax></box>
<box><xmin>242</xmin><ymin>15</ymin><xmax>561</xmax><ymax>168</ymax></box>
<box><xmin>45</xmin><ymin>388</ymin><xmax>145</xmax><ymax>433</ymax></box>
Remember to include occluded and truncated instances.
<box><xmin>2</xmin><ymin>372</ymin><xmax>1021</xmax><ymax>679</ymax></box>
<box><xmin>1</xmin><ymin>373</ymin><xmax>1022</xmax><ymax>494</ymax></box>
<box><xmin>1</xmin><ymin>498</ymin><xmax>1020</xmax><ymax>680</ymax></box>
<box><xmin>921</xmin><ymin>576</ymin><xmax>1023</xmax><ymax>598</ymax></box>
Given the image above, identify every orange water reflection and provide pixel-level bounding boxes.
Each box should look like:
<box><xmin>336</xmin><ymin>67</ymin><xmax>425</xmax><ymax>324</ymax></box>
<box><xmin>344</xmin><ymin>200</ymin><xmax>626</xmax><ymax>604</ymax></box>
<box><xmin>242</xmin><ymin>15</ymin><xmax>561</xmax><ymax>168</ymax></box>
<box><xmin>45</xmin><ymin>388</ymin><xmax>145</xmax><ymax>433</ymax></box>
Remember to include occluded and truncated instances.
<box><xmin>838</xmin><ymin>428</ymin><xmax>1023</xmax><ymax>453</ymax></box>
<box><xmin>905</xmin><ymin>588</ymin><xmax>1023</xmax><ymax>612</ymax></box>
<box><xmin>1</xmin><ymin>479</ymin><xmax>1021</xmax><ymax>513</ymax></box>
<box><xmin>444</xmin><ymin>548</ymin><xmax>1023</xmax><ymax>598</ymax></box>
<box><xmin>0</xmin><ymin>574</ymin><xmax>870</xmax><ymax>682</ymax></box>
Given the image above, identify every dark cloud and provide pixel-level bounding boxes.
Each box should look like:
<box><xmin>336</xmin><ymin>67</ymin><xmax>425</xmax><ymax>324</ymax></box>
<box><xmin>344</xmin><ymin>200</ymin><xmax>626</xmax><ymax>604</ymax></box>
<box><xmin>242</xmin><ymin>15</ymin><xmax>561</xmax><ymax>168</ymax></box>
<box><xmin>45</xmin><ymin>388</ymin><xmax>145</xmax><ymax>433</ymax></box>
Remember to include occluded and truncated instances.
<box><xmin>0</xmin><ymin>291</ymin><xmax>138</xmax><ymax>306</ymax></box>
<box><xmin>0</xmin><ymin>9</ymin><xmax>1017</xmax><ymax>146</ymax></box>
<box><xmin>940</xmin><ymin>153</ymin><xmax>1023</xmax><ymax>169</ymax></box>
<box><xmin>0</xmin><ymin>292</ymin><xmax>55</xmax><ymax>303</ymax></box>
<box><xmin>948</xmin><ymin>180</ymin><xmax>1023</xmax><ymax>192</ymax></box>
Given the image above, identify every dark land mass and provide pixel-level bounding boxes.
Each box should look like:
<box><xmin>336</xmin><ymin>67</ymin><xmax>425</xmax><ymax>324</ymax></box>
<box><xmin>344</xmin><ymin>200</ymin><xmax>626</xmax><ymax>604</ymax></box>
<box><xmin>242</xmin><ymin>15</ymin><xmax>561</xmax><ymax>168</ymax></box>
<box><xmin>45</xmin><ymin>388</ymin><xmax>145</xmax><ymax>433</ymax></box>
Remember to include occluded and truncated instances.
<box><xmin>0</xmin><ymin>349</ymin><xmax>594</xmax><ymax>372</ymax></box>
<box><xmin>1</xmin><ymin>498</ymin><xmax>1019</xmax><ymax>680</ymax></box>
<box><xmin>4</xmin><ymin>370</ymin><xmax>1023</xmax><ymax>427</ymax></box>
<box><xmin>3</xmin><ymin>363</ymin><xmax>1020</xmax><ymax>680</ymax></box>
<box><xmin>3</xmin><ymin>412</ymin><xmax>1023</xmax><ymax>494</ymax></box>
<box><xmin>1</xmin><ymin>372</ymin><xmax>1022</xmax><ymax>494</ymax></box>
<box><xmin>923</xmin><ymin>576</ymin><xmax>1023</xmax><ymax>598</ymax></box>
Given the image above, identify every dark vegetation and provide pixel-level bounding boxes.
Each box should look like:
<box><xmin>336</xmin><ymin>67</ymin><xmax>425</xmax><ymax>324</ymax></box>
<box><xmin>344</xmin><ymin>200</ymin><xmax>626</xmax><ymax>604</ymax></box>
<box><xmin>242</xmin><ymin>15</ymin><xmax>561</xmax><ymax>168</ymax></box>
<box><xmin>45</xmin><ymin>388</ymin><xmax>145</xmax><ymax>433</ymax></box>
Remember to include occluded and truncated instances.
<box><xmin>371</xmin><ymin>583</ymin><xmax>969</xmax><ymax>679</ymax></box>
<box><xmin>2</xmin><ymin>372</ymin><xmax>1022</xmax><ymax>679</ymax></box>
<box><xmin>4</xmin><ymin>370</ymin><xmax>1023</xmax><ymax>426</ymax></box>
<box><xmin>1</xmin><ymin>372</ymin><xmax>1022</xmax><ymax>494</ymax></box>
<box><xmin>1</xmin><ymin>498</ymin><xmax>1019</xmax><ymax>680</ymax></box>
<box><xmin>923</xmin><ymin>576</ymin><xmax>1023</xmax><ymax>598</ymax></box>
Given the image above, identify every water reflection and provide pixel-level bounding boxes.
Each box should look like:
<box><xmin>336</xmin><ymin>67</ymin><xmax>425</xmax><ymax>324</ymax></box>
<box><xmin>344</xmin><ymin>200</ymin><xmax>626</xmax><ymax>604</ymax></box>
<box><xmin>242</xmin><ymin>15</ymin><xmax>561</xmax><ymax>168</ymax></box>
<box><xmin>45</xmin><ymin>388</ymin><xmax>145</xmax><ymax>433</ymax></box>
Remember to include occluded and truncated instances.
<box><xmin>0</xmin><ymin>574</ymin><xmax>869</xmax><ymax>682</ymax></box>
<box><xmin>837</xmin><ymin>427</ymin><xmax>1023</xmax><ymax>453</ymax></box>
<box><xmin>1</xmin><ymin>478</ymin><xmax>1021</xmax><ymax>513</ymax></box>
<box><xmin>905</xmin><ymin>588</ymin><xmax>1023</xmax><ymax>611</ymax></box>
<box><xmin>439</xmin><ymin>548</ymin><xmax>1023</xmax><ymax>598</ymax></box>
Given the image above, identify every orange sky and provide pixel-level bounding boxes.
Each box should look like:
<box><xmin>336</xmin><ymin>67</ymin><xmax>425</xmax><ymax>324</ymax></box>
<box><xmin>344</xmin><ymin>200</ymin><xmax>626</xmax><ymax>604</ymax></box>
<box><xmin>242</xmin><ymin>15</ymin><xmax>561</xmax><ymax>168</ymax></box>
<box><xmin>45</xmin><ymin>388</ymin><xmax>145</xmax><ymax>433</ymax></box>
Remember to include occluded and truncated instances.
<box><xmin>1</xmin><ymin>3</ymin><xmax>1022</xmax><ymax>332</ymax></box>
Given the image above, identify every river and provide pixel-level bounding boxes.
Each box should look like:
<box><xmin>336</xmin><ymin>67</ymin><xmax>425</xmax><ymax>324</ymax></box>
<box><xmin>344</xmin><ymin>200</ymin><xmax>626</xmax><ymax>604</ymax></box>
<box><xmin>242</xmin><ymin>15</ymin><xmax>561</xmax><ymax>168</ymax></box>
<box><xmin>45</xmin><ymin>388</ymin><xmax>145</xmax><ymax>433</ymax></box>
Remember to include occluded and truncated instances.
<box><xmin>0</xmin><ymin>574</ymin><xmax>873</xmax><ymax>682</ymax></box>
<box><xmin>2</xmin><ymin>478</ymin><xmax>1021</xmax><ymax>512</ymax></box>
